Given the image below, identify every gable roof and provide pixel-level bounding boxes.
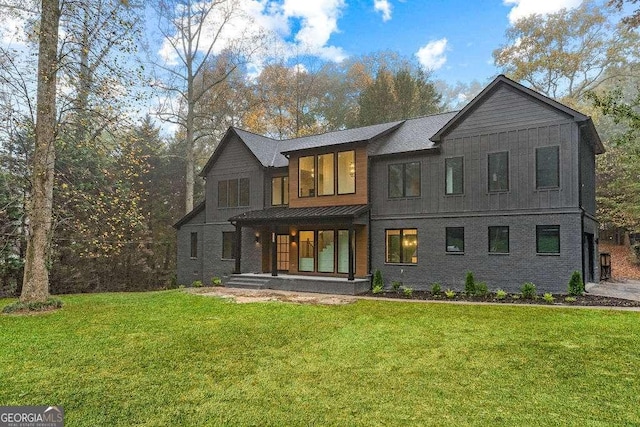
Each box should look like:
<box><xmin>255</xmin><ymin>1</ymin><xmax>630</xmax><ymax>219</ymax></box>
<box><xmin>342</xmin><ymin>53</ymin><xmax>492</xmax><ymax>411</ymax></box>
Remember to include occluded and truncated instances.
<box><xmin>430</xmin><ymin>75</ymin><xmax>604</xmax><ymax>154</ymax></box>
<box><xmin>173</xmin><ymin>200</ymin><xmax>205</xmax><ymax>229</ymax></box>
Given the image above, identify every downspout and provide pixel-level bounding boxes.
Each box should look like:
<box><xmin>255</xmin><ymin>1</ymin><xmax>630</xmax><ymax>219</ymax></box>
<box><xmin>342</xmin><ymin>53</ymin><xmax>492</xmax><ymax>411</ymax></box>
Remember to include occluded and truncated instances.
<box><xmin>367</xmin><ymin>156</ymin><xmax>373</xmax><ymax>283</ymax></box>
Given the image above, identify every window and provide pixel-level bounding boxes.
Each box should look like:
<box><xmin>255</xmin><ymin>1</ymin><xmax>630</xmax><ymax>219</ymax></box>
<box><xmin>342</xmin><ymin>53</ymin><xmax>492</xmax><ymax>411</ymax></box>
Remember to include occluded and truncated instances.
<box><xmin>272</xmin><ymin>176</ymin><xmax>289</xmax><ymax>206</ymax></box>
<box><xmin>385</xmin><ymin>229</ymin><xmax>418</xmax><ymax>264</ymax></box>
<box><xmin>218</xmin><ymin>178</ymin><xmax>250</xmax><ymax>208</ymax></box>
<box><xmin>445</xmin><ymin>157</ymin><xmax>464</xmax><ymax>195</ymax></box>
<box><xmin>446</xmin><ymin>227</ymin><xmax>464</xmax><ymax>253</ymax></box>
<box><xmin>388</xmin><ymin>162</ymin><xmax>420</xmax><ymax>198</ymax></box>
<box><xmin>536</xmin><ymin>146</ymin><xmax>559</xmax><ymax>188</ymax></box>
<box><xmin>299</xmin><ymin>156</ymin><xmax>315</xmax><ymax>197</ymax></box>
<box><xmin>299</xmin><ymin>231</ymin><xmax>315</xmax><ymax>272</ymax></box>
<box><xmin>337</xmin><ymin>151</ymin><xmax>356</xmax><ymax>194</ymax></box>
<box><xmin>537</xmin><ymin>225</ymin><xmax>560</xmax><ymax>254</ymax></box>
<box><xmin>222</xmin><ymin>232</ymin><xmax>236</xmax><ymax>259</ymax></box>
<box><xmin>337</xmin><ymin>230</ymin><xmax>350</xmax><ymax>273</ymax></box>
<box><xmin>488</xmin><ymin>226</ymin><xmax>509</xmax><ymax>254</ymax></box>
<box><xmin>488</xmin><ymin>152</ymin><xmax>509</xmax><ymax>192</ymax></box>
<box><xmin>317</xmin><ymin>153</ymin><xmax>335</xmax><ymax>196</ymax></box>
<box><xmin>317</xmin><ymin>230</ymin><xmax>335</xmax><ymax>272</ymax></box>
<box><xmin>190</xmin><ymin>232</ymin><xmax>198</xmax><ymax>258</ymax></box>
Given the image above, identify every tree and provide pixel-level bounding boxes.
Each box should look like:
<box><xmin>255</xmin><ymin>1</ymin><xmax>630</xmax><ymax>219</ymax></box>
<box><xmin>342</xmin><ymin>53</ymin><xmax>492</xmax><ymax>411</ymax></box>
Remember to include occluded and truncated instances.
<box><xmin>610</xmin><ymin>0</ymin><xmax>640</xmax><ymax>28</ymax></box>
<box><xmin>493</xmin><ymin>1</ymin><xmax>639</xmax><ymax>104</ymax></box>
<box><xmin>21</xmin><ymin>0</ymin><xmax>60</xmax><ymax>303</ymax></box>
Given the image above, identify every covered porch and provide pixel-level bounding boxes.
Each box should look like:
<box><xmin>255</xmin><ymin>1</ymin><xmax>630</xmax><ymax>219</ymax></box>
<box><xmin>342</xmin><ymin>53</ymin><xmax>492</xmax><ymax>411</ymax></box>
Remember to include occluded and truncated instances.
<box><xmin>229</xmin><ymin>205</ymin><xmax>370</xmax><ymax>282</ymax></box>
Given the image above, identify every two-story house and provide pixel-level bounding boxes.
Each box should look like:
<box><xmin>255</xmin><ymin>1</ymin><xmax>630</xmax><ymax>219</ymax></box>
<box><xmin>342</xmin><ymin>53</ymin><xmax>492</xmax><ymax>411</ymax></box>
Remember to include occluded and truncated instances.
<box><xmin>175</xmin><ymin>75</ymin><xmax>604</xmax><ymax>294</ymax></box>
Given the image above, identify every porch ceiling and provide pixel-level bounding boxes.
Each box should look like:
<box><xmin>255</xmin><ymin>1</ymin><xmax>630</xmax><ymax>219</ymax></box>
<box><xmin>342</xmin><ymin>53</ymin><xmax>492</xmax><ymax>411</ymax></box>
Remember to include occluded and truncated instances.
<box><xmin>229</xmin><ymin>204</ymin><xmax>369</xmax><ymax>225</ymax></box>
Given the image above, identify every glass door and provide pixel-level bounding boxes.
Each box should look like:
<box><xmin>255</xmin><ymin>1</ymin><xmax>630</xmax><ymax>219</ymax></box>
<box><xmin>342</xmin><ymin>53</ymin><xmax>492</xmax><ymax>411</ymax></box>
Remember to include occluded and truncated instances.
<box><xmin>276</xmin><ymin>235</ymin><xmax>290</xmax><ymax>271</ymax></box>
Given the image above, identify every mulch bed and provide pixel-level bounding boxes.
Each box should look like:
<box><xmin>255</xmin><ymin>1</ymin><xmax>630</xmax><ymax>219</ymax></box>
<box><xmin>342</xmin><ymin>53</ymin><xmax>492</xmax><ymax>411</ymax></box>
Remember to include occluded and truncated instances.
<box><xmin>364</xmin><ymin>290</ymin><xmax>640</xmax><ymax>307</ymax></box>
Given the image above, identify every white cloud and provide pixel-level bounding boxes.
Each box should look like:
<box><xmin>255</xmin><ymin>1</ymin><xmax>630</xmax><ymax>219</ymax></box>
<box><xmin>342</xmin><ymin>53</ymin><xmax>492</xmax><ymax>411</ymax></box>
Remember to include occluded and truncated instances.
<box><xmin>415</xmin><ymin>38</ymin><xmax>448</xmax><ymax>71</ymax></box>
<box><xmin>504</xmin><ymin>0</ymin><xmax>582</xmax><ymax>24</ymax></box>
<box><xmin>0</xmin><ymin>14</ymin><xmax>28</xmax><ymax>47</ymax></box>
<box><xmin>374</xmin><ymin>0</ymin><xmax>392</xmax><ymax>22</ymax></box>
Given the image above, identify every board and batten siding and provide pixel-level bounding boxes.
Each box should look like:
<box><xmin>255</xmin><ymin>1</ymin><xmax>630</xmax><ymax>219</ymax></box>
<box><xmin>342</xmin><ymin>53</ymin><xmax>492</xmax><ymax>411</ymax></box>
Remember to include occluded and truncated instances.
<box><xmin>204</xmin><ymin>134</ymin><xmax>265</xmax><ymax>222</ymax></box>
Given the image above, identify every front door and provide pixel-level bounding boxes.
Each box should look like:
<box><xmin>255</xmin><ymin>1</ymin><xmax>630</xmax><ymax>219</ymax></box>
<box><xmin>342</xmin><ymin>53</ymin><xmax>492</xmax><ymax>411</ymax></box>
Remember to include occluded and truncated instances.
<box><xmin>276</xmin><ymin>235</ymin><xmax>290</xmax><ymax>271</ymax></box>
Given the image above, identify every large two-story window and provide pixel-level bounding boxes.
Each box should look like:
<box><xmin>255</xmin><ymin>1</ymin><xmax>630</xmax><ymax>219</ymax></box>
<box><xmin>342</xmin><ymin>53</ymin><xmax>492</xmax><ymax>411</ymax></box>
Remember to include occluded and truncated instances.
<box><xmin>299</xmin><ymin>150</ymin><xmax>356</xmax><ymax>197</ymax></box>
<box><xmin>385</xmin><ymin>229</ymin><xmax>418</xmax><ymax>264</ymax></box>
<box><xmin>537</xmin><ymin>225</ymin><xmax>560</xmax><ymax>254</ymax></box>
<box><xmin>445</xmin><ymin>157</ymin><xmax>464</xmax><ymax>195</ymax></box>
<box><xmin>388</xmin><ymin>162</ymin><xmax>420</xmax><ymax>198</ymax></box>
<box><xmin>272</xmin><ymin>176</ymin><xmax>289</xmax><ymax>206</ymax></box>
<box><xmin>488</xmin><ymin>152</ymin><xmax>509</xmax><ymax>192</ymax></box>
<box><xmin>218</xmin><ymin>178</ymin><xmax>250</xmax><ymax>207</ymax></box>
<box><xmin>488</xmin><ymin>226</ymin><xmax>509</xmax><ymax>254</ymax></box>
<box><xmin>222</xmin><ymin>231</ymin><xmax>236</xmax><ymax>259</ymax></box>
<box><xmin>536</xmin><ymin>146</ymin><xmax>560</xmax><ymax>188</ymax></box>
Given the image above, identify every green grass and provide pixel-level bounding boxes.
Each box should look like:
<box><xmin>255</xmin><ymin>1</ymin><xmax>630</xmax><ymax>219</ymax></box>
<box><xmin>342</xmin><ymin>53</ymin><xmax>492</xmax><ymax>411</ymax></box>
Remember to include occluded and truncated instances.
<box><xmin>1</xmin><ymin>291</ymin><xmax>639</xmax><ymax>426</ymax></box>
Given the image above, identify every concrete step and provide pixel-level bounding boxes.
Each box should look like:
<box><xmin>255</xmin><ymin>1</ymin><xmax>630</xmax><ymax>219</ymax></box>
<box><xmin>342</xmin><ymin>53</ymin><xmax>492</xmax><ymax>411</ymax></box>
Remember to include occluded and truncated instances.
<box><xmin>226</xmin><ymin>282</ymin><xmax>266</xmax><ymax>290</ymax></box>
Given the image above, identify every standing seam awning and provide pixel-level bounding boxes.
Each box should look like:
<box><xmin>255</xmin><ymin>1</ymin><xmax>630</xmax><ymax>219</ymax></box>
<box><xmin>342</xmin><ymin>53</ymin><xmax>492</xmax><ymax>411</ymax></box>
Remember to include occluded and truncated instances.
<box><xmin>228</xmin><ymin>204</ymin><xmax>369</xmax><ymax>225</ymax></box>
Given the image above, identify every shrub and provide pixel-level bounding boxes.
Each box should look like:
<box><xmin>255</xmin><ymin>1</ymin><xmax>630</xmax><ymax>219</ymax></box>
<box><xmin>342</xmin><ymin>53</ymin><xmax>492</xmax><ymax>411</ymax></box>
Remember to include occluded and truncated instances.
<box><xmin>431</xmin><ymin>282</ymin><xmax>442</xmax><ymax>295</ymax></box>
<box><xmin>392</xmin><ymin>281</ymin><xmax>402</xmax><ymax>291</ymax></box>
<box><xmin>168</xmin><ymin>274</ymin><xmax>178</xmax><ymax>289</ymax></box>
<box><xmin>474</xmin><ymin>282</ymin><xmax>488</xmax><ymax>297</ymax></box>
<box><xmin>2</xmin><ymin>298</ymin><xmax>63</xmax><ymax>314</ymax></box>
<box><xmin>373</xmin><ymin>269</ymin><xmax>384</xmax><ymax>290</ymax></box>
<box><xmin>511</xmin><ymin>294</ymin><xmax>521</xmax><ymax>300</ymax></box>
<box><xmin>402</xmin><ymin>287</ymin><xmax>413</xmax><ymax>297</ymax></box>
<box><xmin>372</xmin><ymin>284</ymin><xmax>384</xmax><ymax>294</ymax></box>
<box><xmin>520</xmin><ymin>282</ymin><xmax>537</xmax><ymax>299</ymax></box>
<box><xmin>445</xmin><ymin>289</ymin><xmax>456</xmax><ymax>299</ymax></box>
<box><xmin>191</xmin><ymin>280</ymin><xmax>203</xmax><ymax>288</ymax></box>
<box><xmin>211</xmin><ymin>277</ymin><xmax>222</xmax><ymax>286</ymax></box>
<box><xmin>564</xmin><ymin>296</ymin><xmax>577</xmax><ymax>303</ymax></box>
<box><xmin>543</xmin><ymin>293</ymin><xmax>555</xmax><ymax>303</ymax></box>
<box><xmin>567</xmin><ymin>271</ymin><xmax>584</xmax><ymax>296</ymax></box>
<box><xmin>465</xmin><ymin>271</ymin><xmax>476</xmax><ymax>295</ymax></box>
<box><xmin>495</xmin><ymin>289</ymin><xmax>507</xmax><ymax>300</ymax></box>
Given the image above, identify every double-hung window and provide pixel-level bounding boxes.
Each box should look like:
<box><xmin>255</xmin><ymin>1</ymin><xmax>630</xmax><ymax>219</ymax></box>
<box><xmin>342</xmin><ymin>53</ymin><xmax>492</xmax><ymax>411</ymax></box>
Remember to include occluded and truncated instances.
<box><xmin>488</xmin><ymin>152</ymin><xmax>509</xmax><ymax>192</ymax></box>
<box><xmin>445</xmin><ymin>157</ymin><xmax>463</xmax><ymax>195</ymax></box>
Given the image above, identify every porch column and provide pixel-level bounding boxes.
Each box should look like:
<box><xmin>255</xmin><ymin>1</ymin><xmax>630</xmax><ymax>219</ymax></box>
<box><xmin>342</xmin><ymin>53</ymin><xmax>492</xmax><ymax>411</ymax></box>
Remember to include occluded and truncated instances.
<box><xmin>348</xmin><ymin>226</ymin><xmax>355</xmax><ymax>281</ymax></box>
<box><xmin>271</xmin><ymin>230</ymin><xmax>278</xmax><ymax>276</ymax></box>
<box><xmin>234</xmin><ymin>223</ymin><xmax>242</xmax><ymax>274</ymax></box>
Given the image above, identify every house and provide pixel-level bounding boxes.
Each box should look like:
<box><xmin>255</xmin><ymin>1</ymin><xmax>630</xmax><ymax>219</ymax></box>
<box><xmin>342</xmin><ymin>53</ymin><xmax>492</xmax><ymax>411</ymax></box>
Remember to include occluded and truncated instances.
<box><xmin>174</xmin><ymin>75</ymin><xmax>604</xmax><ymax>294</ymax></box>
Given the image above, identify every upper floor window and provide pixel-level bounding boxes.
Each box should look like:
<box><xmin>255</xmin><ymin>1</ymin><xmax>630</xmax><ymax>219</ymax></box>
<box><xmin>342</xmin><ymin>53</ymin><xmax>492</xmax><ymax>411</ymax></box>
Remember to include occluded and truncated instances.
<box><xmin>445</xmin><ymin>157</ymin><xmax>464</xmax><ymax>195</ymax></box>
<box><xmin>299</xmin><ymin>150</ymin><xmax>356</xmax><ymax>198</ymax></box>
<box><xmin>536</xmin><ymin>146</ymin><xmax>560</xmax><ymax>188</ymax></box>
<box><xmin>190</xmin><ymin>232</ymin><xmax>198</xmax><ymax>258</ymax></box>
<box><xmin>385</xmin><ymin>229</ymin><xmax>418</xmax><ymax>264</ymax></box>
<box><xmin>389</xmin><ymin>162</ymin><xmax>420</xmax><ymax>198</ymax></box>
<box><xmin>488</xmin><ymin>151</ymin><xmax>509</xmax><ymax>192</ymax></box>
<box><xmin>537</xmin><ymin>225</ymin><xmax>560</xmax><ymax>254</ymax></box>
<box><xmin>488</xmin><ymin>226</ymin><xmax>509</xmax><ymax>254</ymax></box>
<box><xmin>218</xmin><ymin>178</ymin><xmax>250</xmax><ymax>208</ymax></box>
<box><xmin>272</xmin><ymin>176</ymin><xmax>289</xmax><ymax>206</ymax></box>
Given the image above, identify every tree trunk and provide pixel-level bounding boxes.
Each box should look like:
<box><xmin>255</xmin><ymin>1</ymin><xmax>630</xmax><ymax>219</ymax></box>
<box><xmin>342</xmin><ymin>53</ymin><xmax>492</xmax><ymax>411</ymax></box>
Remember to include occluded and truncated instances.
<box><xmin>21</xmin><ymin>0</ymin><xmax>60</xmax><ymax>303</ymax></box>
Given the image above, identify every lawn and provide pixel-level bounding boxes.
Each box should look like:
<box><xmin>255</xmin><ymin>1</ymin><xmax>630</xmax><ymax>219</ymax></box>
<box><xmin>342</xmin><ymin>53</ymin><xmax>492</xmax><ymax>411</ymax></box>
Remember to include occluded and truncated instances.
<box><xmin>1</xmin><ymin>291</ymin><xmax>639</xmax><ymax>426</ymax></box>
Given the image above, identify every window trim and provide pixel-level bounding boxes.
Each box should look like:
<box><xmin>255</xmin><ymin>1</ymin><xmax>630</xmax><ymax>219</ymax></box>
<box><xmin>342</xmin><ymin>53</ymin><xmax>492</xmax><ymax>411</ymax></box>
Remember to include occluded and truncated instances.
<box><xmin>271</xmin><ymin>175</ymin><xmax>289</xmax><ymax>206</ymax></box>
<box><xmin>445</xmin><ymin>227</ymin><xmax>465</xmax><ymax>254</ymax></box>
<box><xmin>222</xmin><ymin>231</ymin><xmax>236</xmax><ymax>260</ymax></box>
<box><xmin>445</xmin><ymin>156</ymin><xmax>464</xmax><ymax>195</ymax></box>
<box><xmin>218</xmin><ymin>178</ymin><xmax>250</xmax><ymax>208</ymax></box>
<box><xmin>190</xmin><ymin>232</ymin><xmax>198</xmax><ymax>259</ymax></box>
<box><xmin>296</xmin><ymin>229</ymin><xmax>353</xmax><ymax>274</ymax></box>
<box><xmin>487</xmin><ymin>151</ymin><xmax>510</xmax><ymax>193</ymax></box>
<box><xmin>535</xmin><ymin>145</ymin><xmax>560</xmax><ymax>189</ymax></box>
<box><xmin>388</xmin><ymin>161</ymin><xmax>421</xmax><ymax>199</ymax></box>
<box><xmin>488</xmin><ymin>226</ymin><xmax>510</xmax><ymax>254</ymax></box>
<box><xmin>317</xmin><ymin>153</ymin><xmax>335</xmax><ymax>196</ymax></box>
<box><xmin>536</xmin><ymin>225</ymin><xmax>560</xmax><ymax>255</ymax></box>
<box><xmin>337</xmin><ymin>150</ymin><xmax>356</xmax><ymax>195</ymax></box>
<box><xmin>298</xmin><ymin>150</ymin><xmax>356</xmax><ymax>198</ymax></box>
<box><xmin>385</xmin><ymin>228</ymin><xmax>418</xmax><ymax>265</ymax></box>
<box><xmin>298</xmin><ymin>155</ymin><xmax>316</xmax><ymax>198</ymax></box>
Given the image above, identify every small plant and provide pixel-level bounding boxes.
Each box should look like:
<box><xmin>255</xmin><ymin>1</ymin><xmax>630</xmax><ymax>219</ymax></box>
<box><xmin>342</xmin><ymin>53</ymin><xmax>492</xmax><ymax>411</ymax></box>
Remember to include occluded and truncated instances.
<box><xmin>431</xmin><ymin>282</ymin><xmax>442</xmax><ymax>295</ymax></box>
<box><xmin>445</xmin><ymin>289</ymin><xmax>456</xmax><ymax>299</ymax></box>
<box><xmin>392</xmin><ymin>281</ymin><xmax>402</xmax><ymax>291</ymax></box>
<box><xmin>191</xmin><ymin>280</ymin><xmax>203</xmax><ymax>288</ymax></box>
<box><xmin>564</xmin><ymin>296</ymin><xmax>577</xmax><ymax>303</ymax></box>
<box><xmin>2</xmin><ymin>298</ymin><xmax>63</xmax><ymax>314</ymax></box>
<box><xmin>373</xmin><ymin>269</ymin><xmax>384</xmax><ymax>290</ymax></box>
<box><xmin>211</xmin><ymin>277</ymin><xmax>222</xmax><ymax>286</ymax></box>
<box><xmin>520</xmin><ymin>282</ymin><xmax>537</xmax><ymax>299</ymax></box>
<box><xmin>511</xmin><ymin>294</ymin><xmax>521</xmax><ymax>300</ymax></box>
<box><xmin>495</xmin><ymin>289</ymin><xmax>507</xmax><ymax>300</ymax></box>
<box><xmin>372</xmin><ymin>284</ymin><xmax>384</xmax><ymax>294</ymax></box>
<box><xmin>474</xmin><ymin>282</ymin><xmax>488</xmax><ymax>297</ymax></box>
<box><xmin>465</xmin><ymin>271</ymin><xmax>476</xmax><ymax>295</ymax></box>
<box><xmin>402</xmin><ymin>286</ymin><xmax>413</xmax><ymax>297</ymax></box>
<box><xmin>567</xmin><ymin>271</ymin><xmax>584</xmax><ymax>296</ymax></box>
<box><xmin>178</xmin><ymin>284</ymin><xmax>186</xmax><ymax>289</ymax></box>
<box><xmin>542</xmin><ymin>293</ymin><xmax>555</xmax><ymax>303</ymax></box>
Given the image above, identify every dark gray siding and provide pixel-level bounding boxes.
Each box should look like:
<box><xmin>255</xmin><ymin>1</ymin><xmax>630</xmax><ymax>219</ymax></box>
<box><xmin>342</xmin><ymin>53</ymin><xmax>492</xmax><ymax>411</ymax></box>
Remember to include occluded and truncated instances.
<box><xmin>176</xmin><ymin>208</ymin><xmax>205</xmax><ymax>285</ymax></box>
<box><xmin>580</xmin><ymin>136</ymin><xmax>597</xmax><ymax>216</ymax></box>
<box><xmin>371</xmin><ymin>213</ymin><xmax>583</xmax><ymax>293</ymax></box>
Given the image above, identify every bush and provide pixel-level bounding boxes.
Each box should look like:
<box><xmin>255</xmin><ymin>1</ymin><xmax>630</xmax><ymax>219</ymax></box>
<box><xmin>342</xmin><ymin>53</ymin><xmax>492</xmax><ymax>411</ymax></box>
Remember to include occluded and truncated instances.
<box><xmin>191</xmin><ymin>280</ymin><xmax>203</xmax><ymax>288</ymax></box>
<box><xmin>402</xmin><ymin>286</ymin><xmax>413</xmax><ymax>297</ymax></box>
<box><xmin>392</xmin><ymin>281</ymin><xmax>402</xmax><ymax>292</ymax></box>
<box><xmin>445</xmin><ymin>289</ymin><xmax>456</xmax><ymax>299</ymax></box>
<box><xmin>564</xmin><ymin>296</ymin><xmax>577</xmax><ymax>303</ymax></box>
<box><xmin>2</xmin><ymin>298</ymin><xmax>63</xmax><ymax>314</ymax></box>
<box><xmin>511</xmin><ymin>294</ymin><xmax>521</xmax><ymax>300</ymax></box>
<box><xmin>431</xmin><ymin>282</ymin><xmax>442</xmax><ymax>295</ymax></box>
<box><xmin>543</xmin><ymin>293</ymin><xmax>555</xmax><ymax>303</ymax></box>
<box><xmin>520</xmin><ymin>282</ymin><xmax>537</xmax><ymax>299</ymax></box>
<box><xmin>211</xmin><ymin>277</ymin><xmax>222</xmax><ymax>286</ymax></box>
<box><xmin>495</xmin><ymin>289</ymin><xmax>507</xmax><ymax>300</ymax></box>
<box><xmin>567</xmin><ymin>271</ymin><xmax>584</xmax><ymax>296</ymax></box>
<box><xmin>372</xmin><ymin>284</ymin><xmax>384</xmax><ymax>294</ymax></box>
<box><xmin>474</xmin><ymin>282</ymin><xmax>488</xmax><ymax>297</ymax></box>
<box><xmin>373</xmin><ymin>269</ymin><xmax>384</xmax><ymax>290</ymax></box>
<box><xmin>465</xmin><ymin>271</ymin><xmax>476</xmax><ymax>295</ymax></box>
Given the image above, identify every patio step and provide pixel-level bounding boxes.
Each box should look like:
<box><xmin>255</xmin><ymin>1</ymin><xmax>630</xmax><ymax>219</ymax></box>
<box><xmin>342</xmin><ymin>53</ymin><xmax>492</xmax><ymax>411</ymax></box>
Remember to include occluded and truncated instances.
<box><xmin>226</xmin><ymin>275</ymin><xmax>270</xmax><ymax>290</ymax></box>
